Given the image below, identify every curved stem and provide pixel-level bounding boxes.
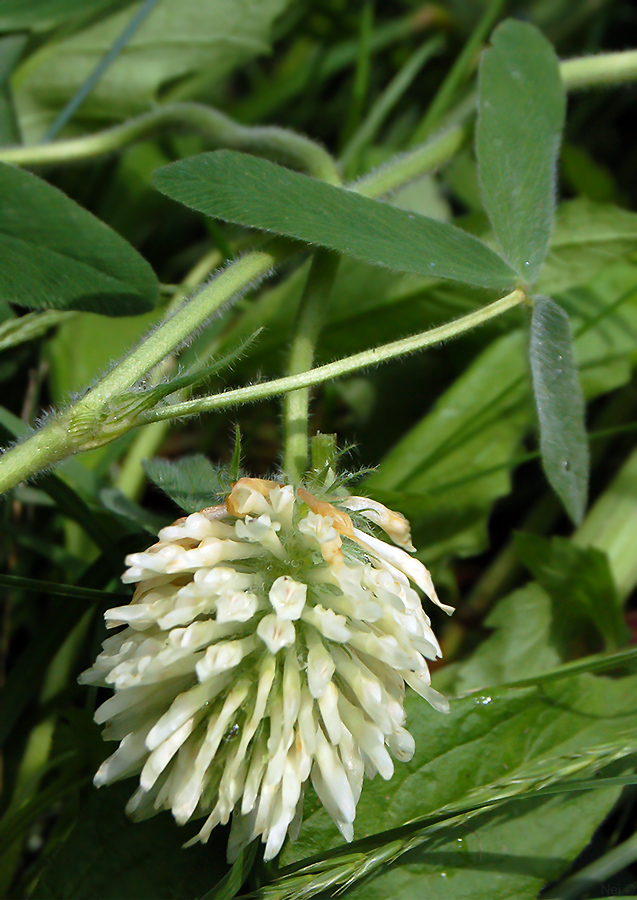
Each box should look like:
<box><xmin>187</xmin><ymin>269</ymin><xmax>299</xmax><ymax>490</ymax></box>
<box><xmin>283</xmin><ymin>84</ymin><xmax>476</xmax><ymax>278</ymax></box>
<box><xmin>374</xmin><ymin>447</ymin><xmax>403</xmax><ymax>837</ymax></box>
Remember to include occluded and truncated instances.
<box><xmin>283</xmin><ymin>250</ymin><xmax>340</xmax><ymax>483</ymax></box>
<box><xmin>0</xmin><ymin>112</ymin><xmax>468</xmax><ymax>497</ymax></box>
<box><xmin>148</xmin><ymin>289</ymin><xmax>526</xmax><ymax>422</ymax></box>
<box><xmin>354</xmin><ymin>122</ymin><xmax>469</xmax><ymax>197</ymax></box>
<box><xmin>0</xmin><ymin>102</ymin><xmax>341</xmax><ymax>184</ymax></box>
<box><xmin>355</xmin><ymin>47</ymin><xmax>637</xmax><ymax>198</ymax></box>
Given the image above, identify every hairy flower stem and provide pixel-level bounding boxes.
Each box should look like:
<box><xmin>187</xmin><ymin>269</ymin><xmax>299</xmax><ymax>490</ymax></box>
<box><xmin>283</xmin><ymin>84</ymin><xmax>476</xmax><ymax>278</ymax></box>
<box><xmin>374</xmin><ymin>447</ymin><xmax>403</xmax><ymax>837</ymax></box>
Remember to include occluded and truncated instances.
<box><xmin>0</xmin><ymin>289</ymin><xmax>525</xmax><ymax>494</ymax></box>
<box><xmin>283</xmin><ymin>250</ymin><xmax>341</xmax><ymax>484</ymax></box>
<box><xmin>148</xmin><ymin>289</ymin><xmax>527</xmax><ymax>421</ymax></box>
<box><xmin>0</xmin><ymin>102</ymin><xmax>341</xmax><ymax>184</ymax></box>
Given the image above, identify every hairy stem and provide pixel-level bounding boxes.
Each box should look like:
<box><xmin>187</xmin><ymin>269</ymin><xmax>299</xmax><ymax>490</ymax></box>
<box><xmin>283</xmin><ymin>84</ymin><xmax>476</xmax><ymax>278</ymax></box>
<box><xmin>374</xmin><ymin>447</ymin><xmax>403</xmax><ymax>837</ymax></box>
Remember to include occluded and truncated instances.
<box><xmin>283</xmin><ymin>251</ymin><xmax>341</xmax><ymax>483</ymax></box>
<box><xmin>561</xmin><ymin>50</ymin><xmax>637</xmax><ymax>90</ymax></box>
<box><xmin>0</xmin><ymin>102</ymin><xmax>340</xmax><ymax>183</ymax></box>
<box><xmin>148</xmin><ymin>289</ymin><xmax>526</xmax><ymax>421</ymax></box>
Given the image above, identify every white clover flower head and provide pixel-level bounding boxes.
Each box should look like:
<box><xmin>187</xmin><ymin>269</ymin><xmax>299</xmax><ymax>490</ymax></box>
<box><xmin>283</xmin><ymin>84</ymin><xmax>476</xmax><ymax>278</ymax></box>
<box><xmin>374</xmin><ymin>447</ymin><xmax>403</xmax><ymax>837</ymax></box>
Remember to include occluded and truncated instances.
<box><xmin>81</xmin><ymin>478</ymin><xmax>452</xmax><ymax>862</ymax></box>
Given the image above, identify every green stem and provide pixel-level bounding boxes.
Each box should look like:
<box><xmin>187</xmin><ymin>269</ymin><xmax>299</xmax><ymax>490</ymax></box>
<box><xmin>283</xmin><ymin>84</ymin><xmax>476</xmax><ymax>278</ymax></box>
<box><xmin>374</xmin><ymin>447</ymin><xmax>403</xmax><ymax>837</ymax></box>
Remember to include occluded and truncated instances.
<box><xmin>72</xmin><ymin>250</ymin><xmax>278</xmax><ymax>410</ymax></box>
<box><xmin>148</xmin><ymin>289</ymin><xmax>526</xmax><ymax>422</ymax></box>
<box><xmin>0</xmin><ymin>102</ymin><xmax>341</xmax><ymax>183</ymax></box>
<box><xmin>2</xmin><ymin>52</ymin><xmax>634</xmax><ymax>181</ymax></box>
<box><xmin>561</xmin><ymin>50</ymin><xmax>637</xmax><ymax>90</ymax></box>
<box><xmin>283</xmin><ymin>250</ymin><xmax>341</xmax><ymax>483</ymax></box>
<box><xmin>114</xmin><ymin>247</ymin><xmax>225</xmax><ymax>500</ymax></box>
<box><xmin>354</xmin><ymin>121</ymin><xmax>469</xmax><ymax>197</ymax></box>
<box><xmin>0</xmin><ymin>116</ymin><xmax>470</xmax><ymax>496</ymax></box>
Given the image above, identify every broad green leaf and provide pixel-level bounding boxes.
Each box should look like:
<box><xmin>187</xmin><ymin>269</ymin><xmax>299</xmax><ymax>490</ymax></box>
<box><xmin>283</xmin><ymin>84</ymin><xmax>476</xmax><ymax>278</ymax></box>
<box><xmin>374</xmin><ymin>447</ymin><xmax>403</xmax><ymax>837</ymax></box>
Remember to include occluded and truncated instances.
<box><xmin>14</xmin><ymin>0</ymin><xmax>291</xmax><ymax>138</ymax></box>
<box><xmin>477</xmin><ymin>20</ymin><xmax>565</xmax><ymax>283</ymax></box>
<box><xmin>530</xmin><ymin>297</ymin><xmax>589</xmax><ymax>525</ymax></box>
<box><xmin>515</xmin><ymin>533</ymin><xmax>625</xmax><ymax>650</ymax></box>
<box><xmin>143</xmin><ymin>455</ymin><xmax>231</xmax><ymax>513</ymax></box>
<box><xmin>452</xmin><ymin>583</ymin><xmax>566</xmax><ymax>694</ymax></box>
<box><xmin>341</xmin><ymin>789</ymin><xmax>629</xmax><ymax>900</ymax></box>
<box><xmin>282</xmin><ymin>671</ymin><xmax>637</xmax><ymax>900</ymax></box>
<box><xmin>539</xmin><ymin>199</ymin><xmax>637</xmax><ymax>296</ymax></box>
<box><xmin>0</xmin><ymin>163</ymin><xmax>159</xmax><ymax>315</ymax></box>
<box><xmin>453</xmin><ymin>536</ymin><xmax>625</xmax><ymax>694</ymax></box>
<box><xmin>35</xmin><ymin>783</ymin><xmax>227</xmax><ymax>899</ymax></box>
<box><xmin>152</xmin><ymin>151</ymin><xmax>517</xmax><ymax>291</ymax></box>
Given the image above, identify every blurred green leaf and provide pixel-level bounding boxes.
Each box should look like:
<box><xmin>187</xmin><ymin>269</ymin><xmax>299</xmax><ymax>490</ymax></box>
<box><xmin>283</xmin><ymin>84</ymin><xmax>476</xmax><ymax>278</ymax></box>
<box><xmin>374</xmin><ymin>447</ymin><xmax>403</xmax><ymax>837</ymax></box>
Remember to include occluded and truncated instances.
<box><xmin>364</xmin><ymin>263</ymin><xmax>637</xmax><ymax>561</ymax></box>
<box><xmin>143</xmin><ymin>454</ymin><xmax>231</xmax><ymax>513</ymax></box>
<box><xmin>561</xmin><ymin>143</ymin><xmax>617</xmax><ymax>203</ymax></box>
<box><xmin>515</xmin><ymin>533</ymin><xmax>625</xmax><ymax>650</ymax></box>
<box><xmin>152</xmin><ymin>151</ymin><xmax>517</xmax><ymax>291</ymax></box>
<box><xmin>35</xmin><ymin>783</ymin><xmax>227</xmax><ymax>899</ymax></box>
<box><xmin>453</xmin><ymin>583</ymin><xmax>574</xmax><ymax>694</ymax></box>
<box><xmin>0</xmin><ymin>309</ymin><xmax>75</xmax><ymax>352</ymax></box>
<box><xmin>0</xmin><ymin>605</ymin><xmax>86</xmax><ymax>749</ymax></box>
<box><xmin>476</xmin><ymin>20</ymin><xmax>565</xmax><ymax>283</ymax></box>
<box><xmin>530</xmin><ymin>297</ymin><xmax>589</xmax><ymax>525</ymax></box>
<box><xmin>201</xmin><ymin>840</ymin><xmax>258</xmax><ymax>900</ymax></box>
<box><xmin>453</xmin><ymin>536</ymin><xmax>625</xmax><ymax>694</ymax></box>
<box><xmin>99</xmin><ymin>487</ymin><xmax>167</xmax><ymax>535</ymax></box>
<box><xmin>539</xmin><ymin>200</ymin><xmax>637</xmax><ymax>296</ymax></box>
<box><xmin>0</xmin><ymin>33</ymin><xmax>25</xmax><ymax>145</ymax></box>
<box><xmin>0</xmin><ymin>0</ymin><xmax>122</xmax><ymax>31</ymax></box>
<box><xmin>14</xmin><ymin>0</ymin><xmax>292</xmax><ymax>138</ymax></box>
<box><xmin>0</xmin><ymin>163</ymin><xmax>159</xmax><ymax>315</ymax></box>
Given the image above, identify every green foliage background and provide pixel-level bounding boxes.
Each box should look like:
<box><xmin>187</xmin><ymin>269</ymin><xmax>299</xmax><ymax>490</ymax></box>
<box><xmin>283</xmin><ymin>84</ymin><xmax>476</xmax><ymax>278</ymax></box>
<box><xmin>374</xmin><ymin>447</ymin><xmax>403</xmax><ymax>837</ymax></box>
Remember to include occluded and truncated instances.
<box><xmin>1</xmin><ymin>2</ymin><xmax>637</xmax><ymax>899</ymax></box>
